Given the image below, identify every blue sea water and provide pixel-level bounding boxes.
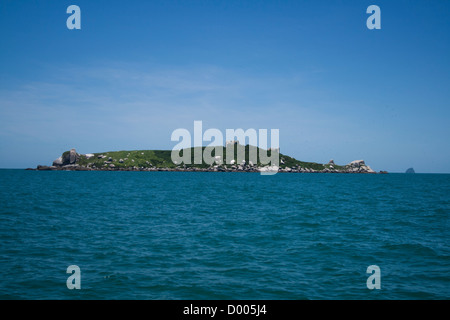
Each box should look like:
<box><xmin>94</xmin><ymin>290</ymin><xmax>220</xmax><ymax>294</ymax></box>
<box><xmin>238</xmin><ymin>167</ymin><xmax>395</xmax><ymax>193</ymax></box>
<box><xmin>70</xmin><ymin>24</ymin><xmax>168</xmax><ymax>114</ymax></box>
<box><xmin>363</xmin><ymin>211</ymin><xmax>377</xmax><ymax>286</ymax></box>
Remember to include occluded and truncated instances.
<box><xmin>0</xmin><ymin>170</ymin><xmax>448</xmax><ymax>299</ymax></box>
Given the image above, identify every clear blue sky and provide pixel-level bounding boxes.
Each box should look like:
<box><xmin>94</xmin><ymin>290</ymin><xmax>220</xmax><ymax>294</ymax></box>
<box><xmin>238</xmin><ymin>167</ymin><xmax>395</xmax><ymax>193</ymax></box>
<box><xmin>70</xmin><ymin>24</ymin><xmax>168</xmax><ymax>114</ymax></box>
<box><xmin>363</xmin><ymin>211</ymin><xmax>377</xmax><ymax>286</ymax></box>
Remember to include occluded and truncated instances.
<box><xmin>0</xmin><ymin>0</ymin><xmax>449</xmax><ymax>172</ymax></box>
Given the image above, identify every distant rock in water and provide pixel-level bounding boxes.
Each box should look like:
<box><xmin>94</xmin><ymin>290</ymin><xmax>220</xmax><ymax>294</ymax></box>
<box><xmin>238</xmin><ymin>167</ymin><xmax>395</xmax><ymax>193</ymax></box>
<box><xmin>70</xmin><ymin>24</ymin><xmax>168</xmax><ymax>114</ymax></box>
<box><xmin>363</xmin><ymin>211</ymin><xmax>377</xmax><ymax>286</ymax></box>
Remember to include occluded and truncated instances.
<box><xmin>405</xmin><ymin>168</ymin><xmax>415</xmax><ymax>174</ymax></box>
<box><xmin>37</xmin><ymin>165</ymin><xmax>52</xmax><ymax>171</ymax></box>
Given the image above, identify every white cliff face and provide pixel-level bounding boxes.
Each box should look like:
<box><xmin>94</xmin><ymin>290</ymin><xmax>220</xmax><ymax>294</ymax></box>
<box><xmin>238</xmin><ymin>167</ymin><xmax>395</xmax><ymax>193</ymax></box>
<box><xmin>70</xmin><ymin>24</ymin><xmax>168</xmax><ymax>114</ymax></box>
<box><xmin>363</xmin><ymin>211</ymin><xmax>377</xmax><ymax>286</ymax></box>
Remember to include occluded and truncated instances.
<box><xmin>69</xmin><ymin>148</ymin><xmax>78</xmax><ymax>164</ymax></box>
<box><xmin>365</xmin><ymin>165</ymin><xmax>375</xmax><ymax>173</ymax></box>
<box><xmin>52</xmin><ymin>148</ymin><xmax>79</xmax><ymax>166</ymax></box>
<box><xmin>349</xmin><ymin>160</ymin><xmax>365</xmax><ymax>167</ymax></box>
<box><xmin>52</xmin><ymin>156</ymin><xmax>63</xmax><ymax>166</ymax></box>
<box><xmin>344</xmin><ymin>159</ymin><xmax>376</xmax><ymax>173</ymax></box>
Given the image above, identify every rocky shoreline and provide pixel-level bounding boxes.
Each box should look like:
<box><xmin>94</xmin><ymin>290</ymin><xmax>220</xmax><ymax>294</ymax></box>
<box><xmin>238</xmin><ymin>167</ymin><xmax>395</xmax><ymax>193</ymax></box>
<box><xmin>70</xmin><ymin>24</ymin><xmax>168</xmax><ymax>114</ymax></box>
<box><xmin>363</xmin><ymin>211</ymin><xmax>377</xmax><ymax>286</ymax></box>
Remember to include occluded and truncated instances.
<box><xmin>30</xmin><ymin>148</ymin><xmax>388</xmax><ymax>174</ymax></box>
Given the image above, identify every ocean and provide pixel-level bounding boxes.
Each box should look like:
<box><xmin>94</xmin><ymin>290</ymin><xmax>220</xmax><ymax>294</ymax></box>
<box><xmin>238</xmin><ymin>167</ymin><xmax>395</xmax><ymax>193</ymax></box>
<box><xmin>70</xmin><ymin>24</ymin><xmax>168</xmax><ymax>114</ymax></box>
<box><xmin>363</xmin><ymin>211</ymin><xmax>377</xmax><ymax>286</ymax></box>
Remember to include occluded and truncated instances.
<box><xmin>0</xmin><ymin>170</ymin><xmax>448</xmax><ymax>299</ymax></box>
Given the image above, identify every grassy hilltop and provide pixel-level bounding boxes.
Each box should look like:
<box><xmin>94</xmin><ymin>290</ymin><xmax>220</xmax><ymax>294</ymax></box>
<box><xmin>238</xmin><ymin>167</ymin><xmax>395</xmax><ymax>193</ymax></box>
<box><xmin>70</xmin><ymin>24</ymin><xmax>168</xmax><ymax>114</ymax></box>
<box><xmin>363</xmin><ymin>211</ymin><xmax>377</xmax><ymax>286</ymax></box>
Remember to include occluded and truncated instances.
<box><xmin>72</xmin><ymin>144</ymin><xmax>343</xmax><ymax>170</ymax></box>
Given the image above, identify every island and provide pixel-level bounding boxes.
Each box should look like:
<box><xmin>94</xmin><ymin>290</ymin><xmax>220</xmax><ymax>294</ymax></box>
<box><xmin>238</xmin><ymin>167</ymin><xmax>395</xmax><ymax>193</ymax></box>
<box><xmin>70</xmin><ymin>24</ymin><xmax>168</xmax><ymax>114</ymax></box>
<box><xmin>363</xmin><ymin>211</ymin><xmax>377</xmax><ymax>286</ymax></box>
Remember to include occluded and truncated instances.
<box><xmin>31</xmin><ymin>145</ymin><xmax>388</xmax><ymax>174</ymax></box>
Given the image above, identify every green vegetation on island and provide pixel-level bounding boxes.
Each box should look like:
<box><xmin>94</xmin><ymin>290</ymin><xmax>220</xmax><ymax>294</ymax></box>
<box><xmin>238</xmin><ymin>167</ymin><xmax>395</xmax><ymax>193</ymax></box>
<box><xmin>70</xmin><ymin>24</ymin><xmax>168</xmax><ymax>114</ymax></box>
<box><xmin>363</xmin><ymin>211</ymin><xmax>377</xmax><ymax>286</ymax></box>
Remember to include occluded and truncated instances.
<box><xmin>32</xmin><ymin>144</ymin><xmax>387</xmax><ymax>173</ymax></box>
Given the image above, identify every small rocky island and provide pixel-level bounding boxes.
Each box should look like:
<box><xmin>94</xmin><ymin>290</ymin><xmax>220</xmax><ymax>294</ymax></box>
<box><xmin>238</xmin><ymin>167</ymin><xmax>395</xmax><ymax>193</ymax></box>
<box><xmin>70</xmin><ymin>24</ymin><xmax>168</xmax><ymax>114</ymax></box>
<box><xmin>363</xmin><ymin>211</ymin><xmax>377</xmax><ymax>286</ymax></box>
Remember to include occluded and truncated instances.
<box><xmin>32</xmin><ymin>145</ymin><xmax>388</xmax><ymax>174</ymax></box>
